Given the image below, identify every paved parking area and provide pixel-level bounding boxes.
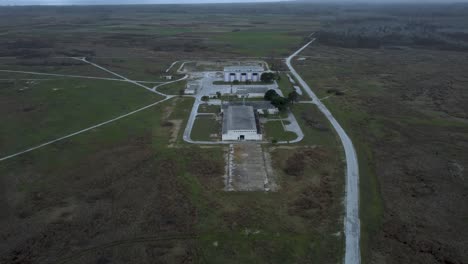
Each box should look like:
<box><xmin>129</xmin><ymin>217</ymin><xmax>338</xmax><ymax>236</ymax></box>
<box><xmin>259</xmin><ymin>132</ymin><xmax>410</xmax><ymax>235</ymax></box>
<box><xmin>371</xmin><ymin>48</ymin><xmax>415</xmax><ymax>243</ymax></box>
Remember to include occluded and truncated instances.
<box><xmin>226</xmin><ymin>143</ymin><xmax>276</xmax><ymax>191</ymax></box>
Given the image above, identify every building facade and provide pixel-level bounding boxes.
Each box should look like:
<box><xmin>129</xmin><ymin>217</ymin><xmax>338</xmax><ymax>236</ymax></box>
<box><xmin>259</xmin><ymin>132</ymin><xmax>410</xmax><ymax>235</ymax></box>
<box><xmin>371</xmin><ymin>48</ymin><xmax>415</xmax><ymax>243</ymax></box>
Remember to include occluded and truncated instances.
<box><xmin>222</xmin><ymin>105</ymin><xmax>262</xmax><ymax>141</ymax></box>
<box><xmin>223</xmin><ymin>66</ymin><xmax>264</xmax><ymax>83</ymax></box>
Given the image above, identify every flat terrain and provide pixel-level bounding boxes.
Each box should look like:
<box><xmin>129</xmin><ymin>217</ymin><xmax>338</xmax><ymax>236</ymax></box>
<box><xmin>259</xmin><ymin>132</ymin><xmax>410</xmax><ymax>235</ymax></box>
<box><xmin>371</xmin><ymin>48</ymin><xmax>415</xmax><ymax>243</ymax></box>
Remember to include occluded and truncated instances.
<box><xmin>263</xmin><ymin>120</ymin><xmax>297</xmax><ymax>142</ymax></box>
<box><xmin>0</xmin><ymin>3</ymin><xmax>344</xmax><ymax>264</ymax></box>
<box><xmin>191</xmin><ymin>115</ymin><xmax>220</xmax><ymax>141</ymax></box>
<box><xmin>0</xmin><ymin>73</ymin><xmax>162</xmax><ymax>155</ymax></box>
<box><xmin>296</xmin><ymin>45</ymin><xmax>468</xmax><ymax>263</ymax></box>
<box><xmin>2</xmin><ymin>2</ymin><xmax>467</xmax><ymax>264</ymax></box>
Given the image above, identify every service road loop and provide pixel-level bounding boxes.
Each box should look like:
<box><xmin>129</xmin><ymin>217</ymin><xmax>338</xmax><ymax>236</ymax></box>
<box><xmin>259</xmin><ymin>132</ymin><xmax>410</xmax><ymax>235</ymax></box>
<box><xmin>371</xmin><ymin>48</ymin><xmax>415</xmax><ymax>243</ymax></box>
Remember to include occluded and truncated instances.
<box><xmin>286</xmin><ymin>39</ymin><xmax>361</xmax><ymax>264</ymax></box>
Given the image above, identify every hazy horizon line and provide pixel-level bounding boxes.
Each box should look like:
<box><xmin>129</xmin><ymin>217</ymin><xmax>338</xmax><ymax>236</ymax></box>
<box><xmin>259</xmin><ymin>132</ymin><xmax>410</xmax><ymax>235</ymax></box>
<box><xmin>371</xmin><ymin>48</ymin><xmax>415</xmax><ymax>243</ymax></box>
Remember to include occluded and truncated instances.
<box><xmin>1</xmin><ymin>0</ymin><xmax>468</xmax><ymax>7</ymax></box>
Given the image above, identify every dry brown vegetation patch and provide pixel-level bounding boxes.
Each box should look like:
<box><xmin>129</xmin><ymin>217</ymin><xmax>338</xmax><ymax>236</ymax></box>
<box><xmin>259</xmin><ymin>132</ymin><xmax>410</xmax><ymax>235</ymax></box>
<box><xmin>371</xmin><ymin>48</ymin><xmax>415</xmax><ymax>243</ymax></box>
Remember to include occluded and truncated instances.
<box><xmin>1</xmin><ymin>135</ymin><xmax>198</xmax><ymax>264</ymax></box>
<box><xmin>288</xmin><ymin>172</ymin><xmax>335</xmax><ymax>221</ymax></box>
<box><xmin>298</xmin><ymin>45</ymin><xmax>468</xmax><ymax>263</ymax></box>
<box><xmin>300</xmin><ymin>111</ymin><xmax>329</xmax><ymax>131</ymax></box>
<box><xmin>183</xmin><ymin>148</ymin><xmax>225</xmax><ymax>190</ymax></box>
<box><xmin>283</xmin><ymin>147</ymin><xmax>329</xmax><ymax>177</ymax></box>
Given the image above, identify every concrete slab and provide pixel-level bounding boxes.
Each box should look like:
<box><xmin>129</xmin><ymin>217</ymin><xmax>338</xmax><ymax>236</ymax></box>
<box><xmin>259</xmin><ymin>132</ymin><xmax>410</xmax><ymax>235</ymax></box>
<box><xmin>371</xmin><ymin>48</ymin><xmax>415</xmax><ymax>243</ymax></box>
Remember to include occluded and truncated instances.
<box><xmin>226</xmin><ymin>143</ymin><xmax>275</xmax><ymax>191</ymax></box>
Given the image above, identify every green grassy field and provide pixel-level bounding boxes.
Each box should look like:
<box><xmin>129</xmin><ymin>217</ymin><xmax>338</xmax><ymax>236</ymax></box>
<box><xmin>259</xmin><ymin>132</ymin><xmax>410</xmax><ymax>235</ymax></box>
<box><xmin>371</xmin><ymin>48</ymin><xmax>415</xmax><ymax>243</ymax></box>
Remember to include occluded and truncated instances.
<box><xmin>276</xmin><ymin>73</ymin><xmax>294</xmax><ymax>96</ymax></box>
<box><xmin>191</xmin><ymin>115</ymin><xmax>221</xmax><ymax>141</ymax></box>
<box><xmin>263</xmin><ymin>120</ymin><xmax>297</xmax><ymax>142</ymax></box>
<box><xmin>198</xmin><ymin>104</ymin><xmax>220</xmax><ymax>114</ymax></box>
<box><xmin>92</xmin><ymin>58</ymin><xmax>181</xmax><ymax>82</ymax></box>
<box><xmin>277</xmin><ymin>72</ymin><xmax>310</xmax><ymax>101</ymax></box>
<box><xmin>0</xmin><ymin>76</ymin><xmax>163</xmax><ymax>156</ymax></box>
<box><xmin>0</xmin><ymin>58</ymin><xmax>115</xmax><ymax>78</ymax></box>
<box><xmin>214</xmin><ymin>31</ymin><xmax>303</xmax><ymax>57</ymax></box>
<box><xmin>157</xmin><ymin>79</ymin><xmax>187</xmax><ymax>95</ymax></box>
<box><xmin>0</xmin><ymin>92</ymin><xmax>345</xmax><ymax>263</ymax></box>
<box><xmin>291</xmin><ymin>104</ymin><xmax>340</xmax><ymax>147</ymax></box>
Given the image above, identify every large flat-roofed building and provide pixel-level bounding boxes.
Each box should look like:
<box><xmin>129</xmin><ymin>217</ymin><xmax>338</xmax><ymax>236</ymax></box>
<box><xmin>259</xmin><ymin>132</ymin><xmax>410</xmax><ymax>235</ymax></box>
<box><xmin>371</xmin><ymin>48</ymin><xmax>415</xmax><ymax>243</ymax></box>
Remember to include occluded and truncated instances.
<box><xmin>223</xmin><ymin>101</ymin><xmax>279</xmax><ymax>115</ymax></box>
<box><xmin>224</xmin><ymin>65</ymin><xmax>264</xmax><ymax>83</ymax></box>
<box><xmin>222</xmin><ymin>105</ymin><xmax>262</xmax><ymax>141</ymax></box>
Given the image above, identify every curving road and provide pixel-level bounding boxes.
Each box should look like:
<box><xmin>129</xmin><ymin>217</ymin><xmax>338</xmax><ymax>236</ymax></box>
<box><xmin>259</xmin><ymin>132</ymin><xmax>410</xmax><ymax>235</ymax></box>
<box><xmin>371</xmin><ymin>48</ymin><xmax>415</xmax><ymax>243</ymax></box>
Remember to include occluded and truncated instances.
<box><xmin>286</xmin><ymin>39</ymin><xmax>361</xmax><ymax>264</ymax></box>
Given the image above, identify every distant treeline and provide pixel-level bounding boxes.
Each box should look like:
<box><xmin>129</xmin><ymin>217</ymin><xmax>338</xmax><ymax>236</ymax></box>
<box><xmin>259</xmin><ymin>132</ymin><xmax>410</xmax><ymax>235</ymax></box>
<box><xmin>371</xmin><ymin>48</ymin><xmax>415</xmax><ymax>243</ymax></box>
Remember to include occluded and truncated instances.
<box><xmin>2</xmin><ymin>3</ymin><xmax>465</xmax><ymax>17</ymax></box>
<box><xmin>316</xmin><ymin>5</ymin><xmax>468</xmax><ymax>51</ymax></box>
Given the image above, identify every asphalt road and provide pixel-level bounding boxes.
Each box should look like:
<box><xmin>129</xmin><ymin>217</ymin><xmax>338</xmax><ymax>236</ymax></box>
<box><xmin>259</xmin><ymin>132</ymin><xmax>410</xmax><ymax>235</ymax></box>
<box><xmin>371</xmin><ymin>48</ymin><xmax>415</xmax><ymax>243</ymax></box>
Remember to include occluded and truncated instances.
<box><xmin>286</xmin><ymin>39</ymin><xmax>361</xmax><ymax>264</ymax></box>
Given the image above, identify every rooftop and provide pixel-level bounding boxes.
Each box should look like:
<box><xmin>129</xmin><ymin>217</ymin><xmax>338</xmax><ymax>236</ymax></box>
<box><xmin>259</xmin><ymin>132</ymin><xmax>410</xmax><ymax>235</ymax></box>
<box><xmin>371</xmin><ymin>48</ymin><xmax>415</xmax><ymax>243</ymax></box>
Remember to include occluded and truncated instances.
<box><xmin>222</xmin><ymin>101</ymin><xmax>278</xmax><ymax>110</ymax></box>
<box><xmin>223</xmin><ymin>105</ymin><xmax>257</xmax><ymax>133</ymax></box>
<box><xmin>224</xmin><ymin>65</ymin><xmax>264</xmax><ymax>72</ymax></box>
<box><xmin>235</xmin><ymin>86</ymin><xmax>269</xmax><ymax>94</ymax></box>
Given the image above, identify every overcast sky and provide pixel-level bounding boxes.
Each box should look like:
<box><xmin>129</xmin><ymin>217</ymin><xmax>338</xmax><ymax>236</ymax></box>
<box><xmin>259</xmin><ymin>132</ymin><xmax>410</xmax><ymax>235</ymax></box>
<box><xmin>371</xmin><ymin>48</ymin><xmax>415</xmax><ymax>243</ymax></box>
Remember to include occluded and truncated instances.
<box><xmin>2</xmin><ymin>0</ymin><xmax>467</xmax><ymax>5</ymax></box>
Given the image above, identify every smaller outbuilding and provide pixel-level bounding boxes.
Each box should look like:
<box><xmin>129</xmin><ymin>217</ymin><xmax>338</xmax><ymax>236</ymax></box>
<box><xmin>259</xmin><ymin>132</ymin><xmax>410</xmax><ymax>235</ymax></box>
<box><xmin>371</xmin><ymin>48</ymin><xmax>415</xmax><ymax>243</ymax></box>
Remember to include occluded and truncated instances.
<box><xmin>222</xmin><ymin>105</ymin><xmax>262</xmax><ymax>141</ymax></box>
<box><xmin>184</xmin><ymin>83</ymin><xmax>199</xmax><ymax>95</ymax></box>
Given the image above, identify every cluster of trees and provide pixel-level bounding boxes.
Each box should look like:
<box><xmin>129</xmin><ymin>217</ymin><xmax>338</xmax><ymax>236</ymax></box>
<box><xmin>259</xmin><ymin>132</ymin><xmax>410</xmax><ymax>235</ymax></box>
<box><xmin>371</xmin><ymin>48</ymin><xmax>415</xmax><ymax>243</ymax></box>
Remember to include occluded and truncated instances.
<box><xmin>318</xmin><ymin>18</ymin><xmax>468</xmax><ymax>51</ymax></box>
<box><xmin>264</xmin><ymin>89</ymin><xmax>299</xmax><ymax>112</ymax></box>
<box><xmin>260</xmin><ymin>72</ymin><xmax>276</xmax><ymax>83</ymax></box>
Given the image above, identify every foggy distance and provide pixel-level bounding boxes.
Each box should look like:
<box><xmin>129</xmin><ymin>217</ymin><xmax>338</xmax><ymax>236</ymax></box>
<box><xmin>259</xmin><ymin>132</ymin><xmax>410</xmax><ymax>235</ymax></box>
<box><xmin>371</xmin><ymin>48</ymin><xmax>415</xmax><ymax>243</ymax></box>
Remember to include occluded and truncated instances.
<box><xmin>3</xmin><ymin>0</ymin><xmax>468</xmax><ymax>6</ymax></box>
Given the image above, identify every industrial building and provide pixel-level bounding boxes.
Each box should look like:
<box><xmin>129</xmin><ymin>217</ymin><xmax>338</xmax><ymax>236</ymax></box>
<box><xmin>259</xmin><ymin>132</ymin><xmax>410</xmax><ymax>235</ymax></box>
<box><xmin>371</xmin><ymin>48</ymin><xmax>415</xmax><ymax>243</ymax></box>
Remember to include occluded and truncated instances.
<box><xmin>222</xmin><ymin>101</ymin><xmax>279</xmax><ymax>115</ymax></box>
<box><xmin>223</xmin><ymin>65</ymin><xmax>264</xmax><ymax>83</ymax></box>
<box><xmin>222</xmin><ymin>105</ymin><xmax>262</xmax><ymax>141</ymax></box>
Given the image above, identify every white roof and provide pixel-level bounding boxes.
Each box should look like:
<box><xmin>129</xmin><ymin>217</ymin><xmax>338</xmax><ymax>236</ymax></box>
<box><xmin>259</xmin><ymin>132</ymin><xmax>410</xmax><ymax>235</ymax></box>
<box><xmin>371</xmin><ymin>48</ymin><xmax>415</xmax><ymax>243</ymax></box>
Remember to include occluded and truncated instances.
<box><xmin>223</xmin><ymin>105</ymin><xmax>257</xmax><ymax>133</ymax></box>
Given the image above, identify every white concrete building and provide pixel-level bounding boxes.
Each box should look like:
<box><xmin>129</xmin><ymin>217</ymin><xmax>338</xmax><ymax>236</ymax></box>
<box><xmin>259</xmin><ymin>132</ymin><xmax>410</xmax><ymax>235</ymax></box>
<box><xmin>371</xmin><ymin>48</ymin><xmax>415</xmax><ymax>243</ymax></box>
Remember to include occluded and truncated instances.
<box><xmin>223</xmin><ymin>66</ymin><xmax>264</xmax><ymax>83</ymax></box>
<box><xmin>184</xmin><ymin>83</ymin><xmax>198</xmax><ymax>95</ymax></box>
<box><xmin>222</xmin><ymin>105</ymin><xmax>262</xmax><ymax>141</ymax></box>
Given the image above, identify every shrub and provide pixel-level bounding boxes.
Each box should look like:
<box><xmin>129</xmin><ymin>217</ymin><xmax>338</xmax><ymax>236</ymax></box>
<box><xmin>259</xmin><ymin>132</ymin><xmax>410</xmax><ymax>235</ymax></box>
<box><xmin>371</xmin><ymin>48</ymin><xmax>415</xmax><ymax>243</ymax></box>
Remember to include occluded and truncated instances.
<box><xmin>264</xmin><ymin>89</ymin><xmax>279</xmax><ymax>100</ymax></box>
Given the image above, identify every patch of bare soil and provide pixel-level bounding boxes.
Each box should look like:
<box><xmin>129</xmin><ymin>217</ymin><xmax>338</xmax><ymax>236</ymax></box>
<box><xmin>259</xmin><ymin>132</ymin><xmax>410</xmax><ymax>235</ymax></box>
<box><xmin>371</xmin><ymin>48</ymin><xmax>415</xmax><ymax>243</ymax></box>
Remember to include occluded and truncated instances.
<box><xmin>169</xmin><ymin>120</ymin><xmax>182</xmax><ymax>143</ymax></box>
<box><xmin>0</xmin><ymin>136</ymin><xmax>197</xmax><ymax>264</ymax></box>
